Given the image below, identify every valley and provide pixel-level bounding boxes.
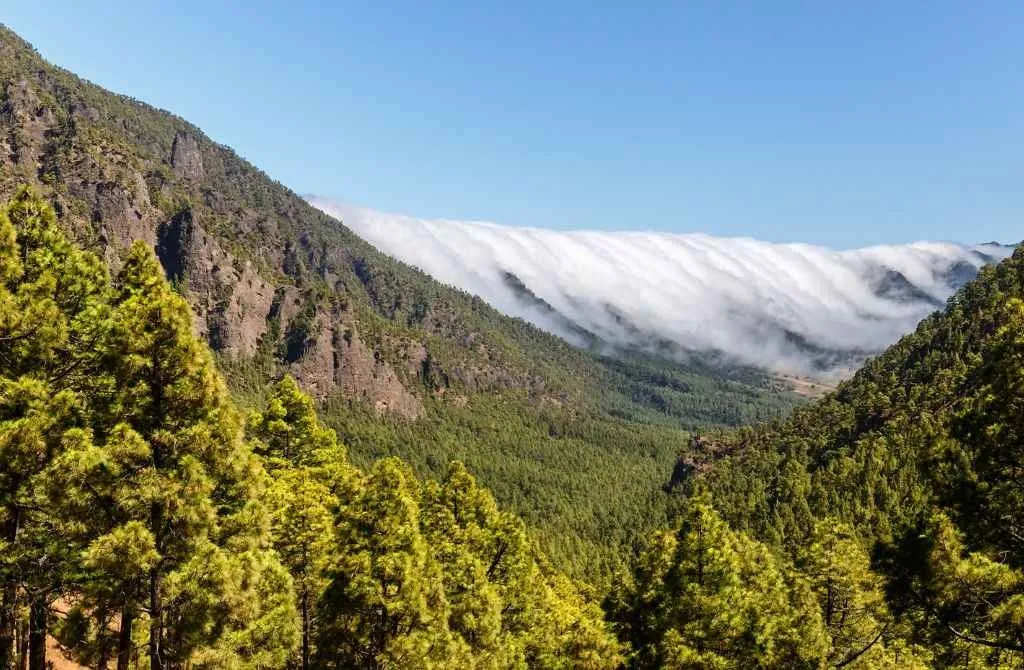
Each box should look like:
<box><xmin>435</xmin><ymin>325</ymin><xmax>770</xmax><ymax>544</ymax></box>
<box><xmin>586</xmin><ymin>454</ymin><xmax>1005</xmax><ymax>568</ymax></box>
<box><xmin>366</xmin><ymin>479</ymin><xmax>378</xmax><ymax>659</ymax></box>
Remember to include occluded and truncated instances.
<box><xmin>0</xmin><ymin>24</ymin><xmax>801</xmax><ymax>576</ymax></box>
<box><xmin>0</xmin><ymin>19</ymin><xmax>1022</xmax><ymax>670</ymax></box>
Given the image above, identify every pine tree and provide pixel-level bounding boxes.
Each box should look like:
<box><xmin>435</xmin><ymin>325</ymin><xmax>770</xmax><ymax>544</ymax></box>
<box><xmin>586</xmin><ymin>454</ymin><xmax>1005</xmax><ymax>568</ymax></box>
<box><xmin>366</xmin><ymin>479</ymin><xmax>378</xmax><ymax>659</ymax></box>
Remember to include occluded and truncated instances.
<box><xmin>956</xmin><ymin>297</ymin><xmax>1024</xmax><ymax>557</ymax></box>
<box><xmin>420</xmin><ymin>466</ymin><xmax>508</xmax><ymax>666</ymax></box>
<box><xmin>69</xmin><ymin>241</ymin><xmax>298</xmax><ymax>670</ymax></box>
<box><xmin>266</xmin><ymin>471</ymin><xmax>334</xmax><ymax>670</ymax></box>
<box><xmin>799</xmin><ymin>520</ymin><xmax>929</xmax><ymax>668</ymax></box>
<box><xmin>920</xmin><ymin>512</ymin><xmax>1024</xmax><ymax>666</ymax></box>
<box><xmin>0</xmin><ymin>187</ymin><xmax>109</xmax><ymax>670</ymax></box>
<box><xmin>609</xmin><ymin>496</ymin><xmax>829</xmax><ymax>669</ymax></box>
<box><xmin>248</xmin><ymin>375</ymin><xmax>350</xmax><ymax>670</ymax></box>
<box><xmin>315</xmin><ymin>458</ymin><xmax>463</xmax><ymax>669</ymax></box>
<box><xmin>422</xmin><ymin>462</ymin><xmax>622</xmax><ymax>669</ymax></box>
<box><xmin>247</xmin><ymin>375</ymin><xmax>338</xmax><ymax>468</ymax></box>
<box><xmin>41</xmin><ymin>420</ymin><xmax>161</xmax><ymax>670</ymax></box>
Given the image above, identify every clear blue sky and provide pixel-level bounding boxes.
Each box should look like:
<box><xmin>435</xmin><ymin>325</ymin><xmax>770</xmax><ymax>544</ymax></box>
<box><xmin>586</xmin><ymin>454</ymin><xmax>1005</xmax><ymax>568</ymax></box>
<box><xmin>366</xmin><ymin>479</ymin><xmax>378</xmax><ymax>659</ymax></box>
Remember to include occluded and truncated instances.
<box><xmin>5</xmin><ymin>2</ymin><xmax>1022</xmax><ymax>247</ymax></box>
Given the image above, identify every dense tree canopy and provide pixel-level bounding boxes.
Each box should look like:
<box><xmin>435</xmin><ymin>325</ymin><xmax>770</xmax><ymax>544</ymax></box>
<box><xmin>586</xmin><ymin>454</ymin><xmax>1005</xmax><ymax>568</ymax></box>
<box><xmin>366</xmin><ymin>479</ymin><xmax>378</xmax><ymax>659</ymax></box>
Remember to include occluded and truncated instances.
<box><xmin>0</xmin><ymin>186</ymin><xmax>111</xmax><ymax>670</ymax></box>
<box><xmin>606</xmin><ymin>497</ymin><xmax>829</xmax><ymax>669</ymax></box>
<box><xmin>676</xmin><ymin>248</ymin><xmax>1024</xmax><ymax>667</ymax></box>
<box><xmin>0</xmin><ymin>188</ymin><xmax>620</xmax><ymax>669</ymax></box>
<box><xmin>3</xmin><ymin>184</ymin><xmax>1024</xmax><ymax>669</ymax></box>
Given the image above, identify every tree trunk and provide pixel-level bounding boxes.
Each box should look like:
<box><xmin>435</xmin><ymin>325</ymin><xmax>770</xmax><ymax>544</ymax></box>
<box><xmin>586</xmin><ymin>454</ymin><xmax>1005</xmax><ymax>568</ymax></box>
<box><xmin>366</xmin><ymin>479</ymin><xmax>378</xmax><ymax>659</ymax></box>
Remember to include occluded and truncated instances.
<box><xmin>301</xmin><ymin>591</ymin><xmax>310</xmax><ymax>670</ymax></box>
<box><xmin>98</xmin><ymin>640</ymin><xmax>111</xmax><ymax>670</ymax></box>
<box><xmin>0</xmin><ymin>585</ymin><xmax>16</xmax><ymax>670</ymax></box>
<box><xmin>116</xmin><ymin>606</ymin><xmax>134</xmax><ymax>670</ymax></box>
<box><xmin>149</xmin><ymin>368</ymin><xmax>165</xmax><ymax>670</ymax></box>
<box><xmin>16</xmin><ymin>618</ymin><xmax>27</xmax><ymax>670</ymax></box>
<box><xmin>96</xmin><ymin>607</ymin><xmax>111</xmax><ymax>670</ymax></box>
<box><xmin>26</xmin><ymin>598</ymin><xmax>45</xmax><ymax>670</ymax></box>
<box><xmin>149</xmin><ymin>567</ymin><xmax>162</xmax><ymax>670</ymax></box>
<box><xmin>0</xmin><ymin>509</ymin><xmax>21</xmax><ymax>670</ymax></box>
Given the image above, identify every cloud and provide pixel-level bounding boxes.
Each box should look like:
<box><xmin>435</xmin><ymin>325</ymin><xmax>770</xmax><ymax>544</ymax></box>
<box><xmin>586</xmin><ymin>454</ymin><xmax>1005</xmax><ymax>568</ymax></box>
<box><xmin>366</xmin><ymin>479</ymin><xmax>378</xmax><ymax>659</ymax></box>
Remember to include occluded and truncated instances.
<box><xmin>309</xmin><ymin>197</ymin><xmax>1011</xmax><ymax>377</ymax></box>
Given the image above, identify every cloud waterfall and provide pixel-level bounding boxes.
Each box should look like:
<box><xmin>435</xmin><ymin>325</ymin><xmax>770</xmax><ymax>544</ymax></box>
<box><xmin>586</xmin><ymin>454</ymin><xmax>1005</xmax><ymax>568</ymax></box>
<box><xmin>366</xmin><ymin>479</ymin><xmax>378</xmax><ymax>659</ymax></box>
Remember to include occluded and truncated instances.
<box><xmin>310</xmin><ymin>197</ymin><xmax>1011</xmax><ymax>377</ymax></box>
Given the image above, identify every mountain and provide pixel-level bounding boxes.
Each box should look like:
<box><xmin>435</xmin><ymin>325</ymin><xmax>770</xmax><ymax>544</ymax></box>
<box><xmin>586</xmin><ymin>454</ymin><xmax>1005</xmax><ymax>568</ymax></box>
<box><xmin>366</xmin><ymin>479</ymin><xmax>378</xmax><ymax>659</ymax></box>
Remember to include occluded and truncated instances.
<box><xmin>6</xmin><ymin>181</ymin><xmax>1022</xmax><ymax>670</ymax></box>
<box><xmin>597</xmin><ymin>246</ymin><xmax>1024</xmax><ymax>668</ymax></box>
<box><xmin>0</xmin><ymin>187</ymin><xmax>624</xmax><ymax>670</ymax></box>
<box><xmin>0</xmin><ymin>25</ymin><xmax>806</xmax><ymax>575</ymax></box>
<box><xmin>0</xmin><ymin>24</ymin><xmax>802</xmax><ymax>419</ymax></box>
<box><xmin>4</xmin><ymin>21</ymin><xmax>1024</xmax><ymax>669</ymax></box>
<box><xmin>664</xmin><ymin>245</ymin><xmax>1024</xmax><ymax>663</ymax></box>
<box><xmin>309</xmin><ymin>199</ymin><xmax>1013</xmax><ymax>377</ymax></box>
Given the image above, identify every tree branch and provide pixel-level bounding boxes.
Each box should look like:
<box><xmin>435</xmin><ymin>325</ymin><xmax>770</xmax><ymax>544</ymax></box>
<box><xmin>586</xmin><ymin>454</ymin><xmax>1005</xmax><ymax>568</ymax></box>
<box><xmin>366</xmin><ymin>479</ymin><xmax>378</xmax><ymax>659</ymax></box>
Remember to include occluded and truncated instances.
<box><xmin>834</xmin><ymin>623</ymin><xmax>888</xmax><ymax>668</ymax></box>
<box><xmin>945</xmin><ymin>623</ymin><xmax>1024</xmax><ymax>653</ymax></box>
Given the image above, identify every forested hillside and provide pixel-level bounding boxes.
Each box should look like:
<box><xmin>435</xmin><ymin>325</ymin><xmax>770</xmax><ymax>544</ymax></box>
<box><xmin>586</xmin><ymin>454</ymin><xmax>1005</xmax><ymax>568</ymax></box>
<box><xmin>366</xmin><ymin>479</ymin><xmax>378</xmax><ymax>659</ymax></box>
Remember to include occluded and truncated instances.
<box><xmin>4</xmin><ymin>20</ymin><xmax>1024</xmax><ymax>670</ymax></box>
<box><xmin>9</xmin><ymin>183</ymin><xmax>1024</xmax><ymax>670</ymax></box>
<box><xmin>0</xmin><ymin>188</ymin><xmax>621</xmax><ymax>670</ymax></box>
<box><xmin>0</xmin><ymin>24</ymin><xmax>798</xmax><ymax>577</ymax></box>
<box><xmin>607</xmin><ymin>247</ymin><xmax>1024</xmax><ymax>667</ymax></box>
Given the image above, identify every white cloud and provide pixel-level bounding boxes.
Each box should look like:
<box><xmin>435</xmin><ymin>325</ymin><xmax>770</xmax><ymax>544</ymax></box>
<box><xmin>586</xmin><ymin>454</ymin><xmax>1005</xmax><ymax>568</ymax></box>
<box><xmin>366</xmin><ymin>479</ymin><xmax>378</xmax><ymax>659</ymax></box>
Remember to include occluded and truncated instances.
<box><xmin>309</xmin><ymin>197</ymin><xmax>1011</xmax><ymax>377</ymax></box>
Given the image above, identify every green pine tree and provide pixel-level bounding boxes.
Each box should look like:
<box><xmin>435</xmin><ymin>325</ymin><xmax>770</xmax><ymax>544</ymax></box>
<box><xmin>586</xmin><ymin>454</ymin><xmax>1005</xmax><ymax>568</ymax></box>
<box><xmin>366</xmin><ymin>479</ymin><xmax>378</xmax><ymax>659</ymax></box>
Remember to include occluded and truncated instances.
<box><xmin>799</xmin><ymin>520</ymin><xmax>929</xmax><ymax>668</ymax></box>
<box><xmin>74</xmin><ymin>241</ymin><xmax>297</xmax><ymax>670</ymax></box>
<box><xmin>315</xmin><ymin>458</ymin><xmax>464</xmax><ymax>669</ymax></box>
<box><xmin>248</xmin><ymin>375</ymin><xmax>352</xmax><ymax>670</ymax></box>
<box><xmin>247</xmin><ymin>375</ymin><xmax>338</xmax><ymax>469</ymax></box>
<box><xmin>609</xmin><ymin>496</ymin><xmax>829</xmax><ymax>669</ymax></box>
<box><xmin>422</xmin><ymin>462</ymin><xmax>622</xmax><ymax>669</ymax></box>
<box><xmin>266</xmin><ymin>471</ymin><xmax>334</xmax><ymax>670</ymax></box>
<box><xmin>920</xmin><ymin>511</ymin><xmax>1024</xmax><ymax>667</ymax></box>
<box><xmin>0</xmin><ymin>187</ymin><xmax>109</xmax><ymax>670</ymax></box>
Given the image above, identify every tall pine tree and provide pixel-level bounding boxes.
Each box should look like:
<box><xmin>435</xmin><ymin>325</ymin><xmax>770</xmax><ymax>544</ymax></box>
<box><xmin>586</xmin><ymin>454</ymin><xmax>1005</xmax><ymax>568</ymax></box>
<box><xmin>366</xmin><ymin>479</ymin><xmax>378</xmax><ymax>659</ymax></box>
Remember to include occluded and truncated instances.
<box><xmin>608</xmin><ymin>496</ymin><xmax>829</xmax><ymax>669</ymax></box>
<box><xmin>68</xmin><ymin>241</ymin><xmax>297</xmax><ymax>670</ymax></box>
<box><xmin>0</xmin><ymin>187</ymin><xmax>109</xmax><ymax>670</ymax></box>
<box><xmin>248</xmin><ymin>375</ymin><xmax>351</xmax><ymax>670</ymax></box>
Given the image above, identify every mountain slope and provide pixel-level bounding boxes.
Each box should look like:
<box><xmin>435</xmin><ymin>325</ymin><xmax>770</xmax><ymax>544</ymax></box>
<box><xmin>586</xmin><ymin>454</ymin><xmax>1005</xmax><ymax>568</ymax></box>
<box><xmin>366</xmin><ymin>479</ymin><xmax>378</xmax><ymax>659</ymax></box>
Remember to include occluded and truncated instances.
<box><xmin>0</xmin><ymin>24</ymin><xmax>799</xmax><ymax>420</ymax></box>
<box><xmin>0</xmin><ymin>24</ymin><xmax>804</xmax><ymax>575</ymax></box>
<box><xmin>310</xmin><ymin>199</ymin><xmax>1011</xmax><ymax>376</ymax></box>
<box><xmin>688</xmin><ymin>246</ymin><xmax>1024</xmax><ymax>661</ymax></box>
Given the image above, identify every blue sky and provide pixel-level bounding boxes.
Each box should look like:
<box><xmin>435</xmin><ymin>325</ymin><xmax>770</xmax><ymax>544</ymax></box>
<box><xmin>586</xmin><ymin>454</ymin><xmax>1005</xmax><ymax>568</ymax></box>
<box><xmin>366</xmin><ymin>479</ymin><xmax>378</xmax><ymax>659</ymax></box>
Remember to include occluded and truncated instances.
<box><xmin>6</xmin><ymin>2</ymin><xmax>1023</xmax><ymax>247</ymax></box>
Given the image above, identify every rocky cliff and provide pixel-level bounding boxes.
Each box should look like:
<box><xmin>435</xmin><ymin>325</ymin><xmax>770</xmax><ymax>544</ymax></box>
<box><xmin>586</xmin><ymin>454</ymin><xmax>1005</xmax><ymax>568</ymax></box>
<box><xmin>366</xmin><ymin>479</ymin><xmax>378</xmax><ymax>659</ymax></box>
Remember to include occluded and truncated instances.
<box><xmin>0</xmin><ymin>31</ymin><xmax>434</xmax><ymax>416</ymax></box>
<box><xmin>0</xmin><ymin>26</ymin><xmax>599</xmax><ymax>420</ymax></box>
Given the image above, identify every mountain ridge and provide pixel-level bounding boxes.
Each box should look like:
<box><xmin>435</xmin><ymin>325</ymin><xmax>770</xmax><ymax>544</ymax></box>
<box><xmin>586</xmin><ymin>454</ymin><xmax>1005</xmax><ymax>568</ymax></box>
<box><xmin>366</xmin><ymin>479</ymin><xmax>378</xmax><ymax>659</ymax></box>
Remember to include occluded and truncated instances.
<box><xmin>666</xmin><ymin>245</ymin><xmax>1024</xmax><ymax>662</ymax></box>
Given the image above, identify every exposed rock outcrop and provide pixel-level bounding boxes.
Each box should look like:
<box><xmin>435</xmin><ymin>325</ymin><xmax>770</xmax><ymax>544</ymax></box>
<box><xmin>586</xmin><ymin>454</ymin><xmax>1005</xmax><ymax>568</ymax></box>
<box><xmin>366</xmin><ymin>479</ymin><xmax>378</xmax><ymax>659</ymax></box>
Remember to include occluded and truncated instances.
<box><xmin>156</xmin><ymin>209</ymin><xmax>274</xmax><ymax>358</ymax></box>
<box><xmin>4</xmin><ymin>79</ymin><xmax>53</xmax><ymax>155</ymax></box>
<box><xmin>0</xmin><ymin>40</ymin><xmax>491</xmax><ymax>421</ymax></box>
<box><xmin>89</xmin><ymin>177</ymin><xmax>158</xmax><ymax>262</ymax></box>
<box><xmin>284</xmin><ymin>307</ymin><xmax>424</xmax><ymax>419</ymax></box>
<box><xmin>332</xmin><ymin>322</ymin><xmax>424</xmax><ymax>418</ymax></box>
<box><xmin>664</xmin><ymin>434</ymin><xmax>738</xmax><ymax>492</ymax></box>
<box><xmin>171</xmin><ymin>132</ymin><xmax>203</xmax><ymax>182</ymax></box>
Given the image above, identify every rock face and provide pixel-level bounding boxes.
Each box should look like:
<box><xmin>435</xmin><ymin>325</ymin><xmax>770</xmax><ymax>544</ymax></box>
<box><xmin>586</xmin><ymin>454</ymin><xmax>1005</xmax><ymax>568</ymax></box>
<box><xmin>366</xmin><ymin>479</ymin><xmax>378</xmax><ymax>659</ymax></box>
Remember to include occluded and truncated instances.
<box><xmin>147</xmin><ymin>209</ymin><xmax>424</xmax><ymax>417</ymax></box>
<box><xmin>4</xmin><ymin>79</ymin><xmax>53</xmax><ymax>152</ymax></box>
<box><xmin>155</xmin><ymin>210</ymin><xmax>275</xmax><ymax>359</ymax></box>
<box><xmin>287</xmin><ymin>311</ymin><xmax>424</xmax><ymax>418</ymax></box>
<box><xmin>664</xmin><ymin>434</ymin><xmax>740</xmax><ymax>492</ymax></box>
<box><xmin>83</xmin><ymin>174</ymin><xmax>160</xmax><ymax>267</ymax></box>
<box><xmin>0</xmin><ymin>72</ymin><xmax>433</xmax><ymax>419</ymax></box>
<box><xmin>0</xmin><ymin>30</ymin><xmax>541</xmax><ymax>422</ymax></box>
<box><xmin>330</xmin><ymin>322</ymin><xmax>424</xmax><ymax>418</ymax></box>
<box><xmin>663</xmin><ymin>457</ymin><xmax>696</xmax><ymax>493</ymax></box>
<box><xmin>171</xmin><ymin>132</ymin><xmax>204</xmax><ymax>181</ymax></box>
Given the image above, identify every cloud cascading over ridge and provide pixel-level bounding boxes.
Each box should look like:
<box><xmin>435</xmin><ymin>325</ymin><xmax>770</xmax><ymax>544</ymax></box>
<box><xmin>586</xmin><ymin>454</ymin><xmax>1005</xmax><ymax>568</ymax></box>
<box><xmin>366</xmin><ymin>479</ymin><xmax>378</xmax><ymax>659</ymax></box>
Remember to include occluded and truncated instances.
<box><xmin>309</xmin><ymin>197</ymin><xmax>1011</xmax><ymax>377</ymax></box>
